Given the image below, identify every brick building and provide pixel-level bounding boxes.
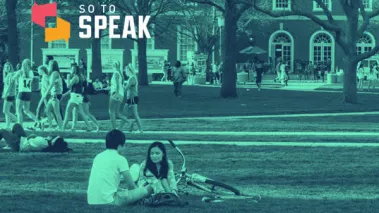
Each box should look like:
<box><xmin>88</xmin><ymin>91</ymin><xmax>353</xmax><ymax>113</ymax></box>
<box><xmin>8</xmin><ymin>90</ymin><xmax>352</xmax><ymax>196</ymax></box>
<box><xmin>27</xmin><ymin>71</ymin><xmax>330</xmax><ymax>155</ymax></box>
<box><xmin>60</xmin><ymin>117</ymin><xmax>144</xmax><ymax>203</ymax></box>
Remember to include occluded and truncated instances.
<box><xmin>243</xmin><ymin>0</ymin><xmax>378</xmax><ymax>72</ymax></box>
<box><xmin>14</xmin><ymin>0</ymin><xmax>379</xmax><ymax>80</ymax></box>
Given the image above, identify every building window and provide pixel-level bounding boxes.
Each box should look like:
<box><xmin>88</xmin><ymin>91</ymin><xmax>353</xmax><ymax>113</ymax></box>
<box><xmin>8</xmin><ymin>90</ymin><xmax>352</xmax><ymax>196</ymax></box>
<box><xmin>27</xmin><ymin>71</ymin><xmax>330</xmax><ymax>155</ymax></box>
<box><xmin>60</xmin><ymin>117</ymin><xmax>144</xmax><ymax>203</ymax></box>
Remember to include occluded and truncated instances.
<box><xmin>269</xmin><ymin>30</ymin><xmax>294</xmax><ymax>72</ymax></box>
<box><xmin>49</xmin><ymin>40</ymin><xmax>68</xmax><ymax>49</ymax></box>
<box><xmin>309</xmin><ymin>31</ymin><xmax>335</xmax><ymax>72</ymax></box>
<box><xmin>273</xmin><ymin>0</ymin><xmax>291</xmax><ymax>10</ymax></box>
<box><xmin>313</xmin><ymin>0</ymin><xmax>332</xmax><ymax>11</ymax></box>
<box><xmin>101</xmin><ymin>30</ymin><xmax>112</xmax><ymax>49</ymax></box>
<box><xmin>147</xmin><ymin>37</ymin><xmax>155</xmax><ymax>49</ymax></box>
<box><xmin>363</xmin><ymin>0</ymin><xmax>372</xmax><ymax>11</ymax></box>
<box><xmin>177</xmin><ymin>26</ymin><xmax>197</xmax><ymax>63</ymax></box>
<box><xmin>356</xmin><ymin>32</ymin><xmax>375</xmax><ymax>55</ymax></box>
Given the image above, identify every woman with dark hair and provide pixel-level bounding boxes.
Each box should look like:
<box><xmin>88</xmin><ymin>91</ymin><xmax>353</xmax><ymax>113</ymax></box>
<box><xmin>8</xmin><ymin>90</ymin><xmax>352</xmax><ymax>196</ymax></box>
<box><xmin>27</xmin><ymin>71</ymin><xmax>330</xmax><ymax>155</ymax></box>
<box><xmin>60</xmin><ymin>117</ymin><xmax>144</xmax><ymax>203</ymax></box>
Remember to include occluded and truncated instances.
<box><xmin>0</xmin><ymin>123</ymin><xmax>71</xmax><ymax>152</ymax></box>
<box><xmin>79</xmin><ymin>58</ymin><xmax>87</xmax><ymax>79</ymax></box>
<box><xmin>137</xmin><ymin>142</ymin><xmax>178</xmax><ymax>196</ymax></box>
<box><xmin>172</xmin><ymin>61</ymin><xmax>186</xmax><ymax>97</ymax></box>
<box><xmin>61</xmin><ymin>65</ymin><xmax>93</xmax><ymax>131</ymax></box>
<box><xmin>80</xmin><ymin>78</ymin><xmax>100</xmax><ymax>131</ymax></box>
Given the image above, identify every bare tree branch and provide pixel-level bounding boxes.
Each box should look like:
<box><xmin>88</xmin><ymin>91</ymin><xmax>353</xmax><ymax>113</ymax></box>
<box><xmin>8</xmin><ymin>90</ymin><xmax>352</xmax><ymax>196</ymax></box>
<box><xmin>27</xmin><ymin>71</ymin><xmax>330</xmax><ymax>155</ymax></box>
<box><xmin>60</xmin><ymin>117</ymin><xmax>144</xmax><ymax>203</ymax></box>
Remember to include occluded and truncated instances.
<box><xmin>357</xmin><ymin>0</ymin><xmax>369</xmax><ymax>38</ymax></box>
<box><xmin>368</xmin><ymin>8</ymin><xmax>379</xmax><ymax>18</ymax></box>
<box><xmin>313</xmin><ymin>0</ymin><xmax>336</xmax><ymax>25</ymax></box>
<box><xmin>236</xmin><ymin>1</ymin><xmax>253</xmax><ymax>20</ymax></box>
<box><xmin>189</xmin><ymin>0</ymin><xmax>225</xmax><ymax>13</ymax></box>
<box><xmin>355</xmin><ymin>44</ymin><xmax>379</xmax><ymax>63</ymax></box>
<box><xmin>251</xmin><ymin>0</ymin><xmax>342</xmax><ymax>32</ymax></box>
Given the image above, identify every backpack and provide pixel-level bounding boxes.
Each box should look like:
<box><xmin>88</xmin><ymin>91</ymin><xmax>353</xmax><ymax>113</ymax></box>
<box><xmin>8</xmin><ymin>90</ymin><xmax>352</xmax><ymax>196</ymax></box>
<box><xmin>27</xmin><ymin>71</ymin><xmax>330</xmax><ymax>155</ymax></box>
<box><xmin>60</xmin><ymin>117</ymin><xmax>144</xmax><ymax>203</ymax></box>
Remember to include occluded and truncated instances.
<box><xmin>41</xmin><ymin>136</ymin><xmax>72</xmax><ymax>153</ymax></box>
<box><xmin>141</xmin><ymin>193</ymin><xmax>188</xmax><ymax>207</ymax></box>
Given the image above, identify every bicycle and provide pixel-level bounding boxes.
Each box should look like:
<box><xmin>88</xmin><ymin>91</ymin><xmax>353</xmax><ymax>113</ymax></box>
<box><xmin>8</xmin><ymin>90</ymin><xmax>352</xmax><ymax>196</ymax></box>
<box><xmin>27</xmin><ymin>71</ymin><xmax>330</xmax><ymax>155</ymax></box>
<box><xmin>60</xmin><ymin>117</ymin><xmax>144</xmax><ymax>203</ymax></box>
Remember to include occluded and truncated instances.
<box><xmin>168</xmin><ymin>140</ymin><xmax>261</xmax><ymax>203</ymax></box>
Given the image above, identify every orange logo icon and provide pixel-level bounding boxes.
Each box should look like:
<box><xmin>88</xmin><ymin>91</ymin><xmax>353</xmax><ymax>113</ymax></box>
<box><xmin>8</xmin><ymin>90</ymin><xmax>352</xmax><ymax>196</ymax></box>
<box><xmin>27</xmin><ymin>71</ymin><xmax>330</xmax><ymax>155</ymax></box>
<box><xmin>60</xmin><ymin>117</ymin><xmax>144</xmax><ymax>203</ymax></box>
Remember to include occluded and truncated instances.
<box><xmin>31</xmin><ymin>2</ymin><xmax>71</xmax><ymax>42</ymax></box>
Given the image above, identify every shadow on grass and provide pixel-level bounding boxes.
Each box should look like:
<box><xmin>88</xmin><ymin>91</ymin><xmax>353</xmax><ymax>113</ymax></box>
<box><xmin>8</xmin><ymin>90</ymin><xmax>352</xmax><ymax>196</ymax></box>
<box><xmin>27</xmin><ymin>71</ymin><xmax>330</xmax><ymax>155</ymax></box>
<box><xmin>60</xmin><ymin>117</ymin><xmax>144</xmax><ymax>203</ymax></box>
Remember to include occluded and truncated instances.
<box><xmin>1</xmin><ymin>193</ymin><xmax>378</xmax><ymax>213</ymax></box>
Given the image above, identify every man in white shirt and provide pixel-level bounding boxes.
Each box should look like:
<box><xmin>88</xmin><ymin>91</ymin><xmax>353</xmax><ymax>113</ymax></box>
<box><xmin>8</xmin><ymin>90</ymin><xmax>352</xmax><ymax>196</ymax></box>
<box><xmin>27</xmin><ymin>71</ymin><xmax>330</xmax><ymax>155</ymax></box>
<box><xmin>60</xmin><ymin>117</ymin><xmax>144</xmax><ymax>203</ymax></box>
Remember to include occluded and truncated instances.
<box><xmin>87</xmin><ymin>129</ymin><xmax>154</xmax><ymax>206</ymax></box>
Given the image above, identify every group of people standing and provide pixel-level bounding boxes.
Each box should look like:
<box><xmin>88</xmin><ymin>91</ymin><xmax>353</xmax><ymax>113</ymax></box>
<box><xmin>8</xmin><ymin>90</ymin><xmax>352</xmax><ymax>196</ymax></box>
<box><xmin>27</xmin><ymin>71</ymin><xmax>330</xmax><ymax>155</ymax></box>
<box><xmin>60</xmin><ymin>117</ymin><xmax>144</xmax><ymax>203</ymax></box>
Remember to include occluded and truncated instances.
<box><xmin>357</xmin><ymin>61</ymin><xmax>379</xmax><ymax>91</ymax></box>
<box><xmin>1</xmin><ymin>57</ymin><xmax>143</xmax><ymax>133</ymax></box>
<box><xmin>295</xmin><ymin>59</ymin><xmax>332</xmax><ymax>82</ymax></box>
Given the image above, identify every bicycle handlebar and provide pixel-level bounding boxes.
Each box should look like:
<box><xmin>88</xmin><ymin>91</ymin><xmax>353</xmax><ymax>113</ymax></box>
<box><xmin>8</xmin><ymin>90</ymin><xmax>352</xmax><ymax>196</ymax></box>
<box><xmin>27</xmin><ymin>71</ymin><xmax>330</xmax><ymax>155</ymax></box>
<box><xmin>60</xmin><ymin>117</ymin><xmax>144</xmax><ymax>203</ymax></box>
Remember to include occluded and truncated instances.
<box><xmin>168</xmin><ymin>139</ymin><xmax>177</xmax><ymax>148</ymax></box>
<box><xmin>168</xmin><ymin>140</ymin><xmax>187</xmax><ymax>174</ymax></box>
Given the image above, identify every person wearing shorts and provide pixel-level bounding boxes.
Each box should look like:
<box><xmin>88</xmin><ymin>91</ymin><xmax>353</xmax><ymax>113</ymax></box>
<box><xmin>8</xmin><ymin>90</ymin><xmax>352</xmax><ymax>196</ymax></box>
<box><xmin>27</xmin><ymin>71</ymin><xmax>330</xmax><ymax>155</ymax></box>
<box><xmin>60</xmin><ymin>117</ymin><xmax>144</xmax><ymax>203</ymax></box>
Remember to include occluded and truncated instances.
<box><xmin>35</xmin><ymin>65</ymin><xmax>51</xmax><ymax>129</ymax></box>
<box><xmin>81</xmin><ymin>79</ymin><xmax>100</xmax><ymax>131</ymax></box>
<box><xmin>87</xmin><ymin>130</ymin><xmax>155</xmax><ymax>206</ymax></box>
<box><xmin>37</xmin><ymin>60</ymin><xmax>64</xmax><ymax>130</ymax></box>
<box><xmin>122</xmin><ymin>64</ymin><xmax>143</xmax><ymax>133</ymax></box>
<box><xmin>61</xmin><ymin>65</ymin><xmax>92</xmax><ymax>131</ymax></box>
<box><xmin>109</xmin><ymin>61</ymin><xmax>128</xmax><ymax>130</ymax></box>
<box><xmin>13</xmin><ymin>59</ymin><xmax>38</xmax><ymax>126</ymax></box>
<box><xmin>2</xmin><ymin>62</ymin><xmax>17</xmax><ymax>129</ymax></box>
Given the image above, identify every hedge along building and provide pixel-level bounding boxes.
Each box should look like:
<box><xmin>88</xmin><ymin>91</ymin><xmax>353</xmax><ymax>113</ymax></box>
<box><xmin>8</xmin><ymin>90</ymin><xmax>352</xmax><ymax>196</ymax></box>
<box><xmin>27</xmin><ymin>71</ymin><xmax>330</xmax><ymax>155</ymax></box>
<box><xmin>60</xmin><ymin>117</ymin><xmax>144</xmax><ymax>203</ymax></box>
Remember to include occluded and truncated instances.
<box><xmin>239</xmin><ymin>0</ymin><xmax>379</xmax><ymax>72</ymax></box>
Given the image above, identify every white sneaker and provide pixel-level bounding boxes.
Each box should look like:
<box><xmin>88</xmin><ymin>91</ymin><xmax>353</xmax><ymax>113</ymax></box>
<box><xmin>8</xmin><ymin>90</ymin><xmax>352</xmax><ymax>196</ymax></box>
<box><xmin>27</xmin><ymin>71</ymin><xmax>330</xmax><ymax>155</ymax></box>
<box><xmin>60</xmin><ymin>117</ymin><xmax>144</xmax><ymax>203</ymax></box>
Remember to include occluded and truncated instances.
<box><xmin>3</xmin><ymin>145</ymin><xmax>11</xmax><ymax>150</ymax></box>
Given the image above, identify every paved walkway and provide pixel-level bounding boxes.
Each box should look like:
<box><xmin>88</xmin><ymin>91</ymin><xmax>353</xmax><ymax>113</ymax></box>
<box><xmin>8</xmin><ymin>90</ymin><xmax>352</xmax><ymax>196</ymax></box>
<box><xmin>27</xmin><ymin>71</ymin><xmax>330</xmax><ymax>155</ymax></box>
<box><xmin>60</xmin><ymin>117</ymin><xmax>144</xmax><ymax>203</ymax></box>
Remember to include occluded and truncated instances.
<box><xmin>68</xmin><ymin>138</ymin><xmax>379</xmax><ymax>147</ymax></box>
<box><xmin>153</xmin><ymin>80</ymin><xmax>379</xmax><ymax>94</ymax></box>
<box><xmin>143</xmin><ymin>111</ymin><xmax>379</xmax><ymax>121</ymax></box>
<box><xmin>2</xmin><ymin>111</ymin><xmax>379</xmax><ymax>126</ymax></box>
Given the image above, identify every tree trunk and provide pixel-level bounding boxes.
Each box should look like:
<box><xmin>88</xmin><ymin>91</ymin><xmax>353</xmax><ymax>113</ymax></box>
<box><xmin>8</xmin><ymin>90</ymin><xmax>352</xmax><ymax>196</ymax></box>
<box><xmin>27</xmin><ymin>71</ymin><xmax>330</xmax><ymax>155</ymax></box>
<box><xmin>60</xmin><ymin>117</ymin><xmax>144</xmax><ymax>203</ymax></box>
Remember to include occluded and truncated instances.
<box><xmin>220</xmin><ymin>2</ymin><xmax>237</xmax><ymax>98</ymax></box>
<box><xmin>342</xmin><ymin>8</ymin><xmax>359</xmax><ymax>104</ymax></box>
<box><xmin>6</xmin><ymin>0</ymin><xmax>19</xmax><ymax>68</ymax></box>
<box><xmin>137</xmin><ymin>38</ymin><xmax>148</xmax><ymax>85</ymax></box>
<box><xmin>91</xmin><ymin>37</ymin><xmax>102</xmax><ymax>80</ymax></box>
<box><xmin>342</xmin><ymin>56</ymin><xmax>358</xmax><ymax>103</ymax></box>
<box><xmin>90</xmin><ymin>13</ymin><xmax>102</xmax><ymax>81</ymax></box>
<box><xmin>206</xmin><ymin>51</ymin><xmax>212</xmax><ymax>73</ymax></box>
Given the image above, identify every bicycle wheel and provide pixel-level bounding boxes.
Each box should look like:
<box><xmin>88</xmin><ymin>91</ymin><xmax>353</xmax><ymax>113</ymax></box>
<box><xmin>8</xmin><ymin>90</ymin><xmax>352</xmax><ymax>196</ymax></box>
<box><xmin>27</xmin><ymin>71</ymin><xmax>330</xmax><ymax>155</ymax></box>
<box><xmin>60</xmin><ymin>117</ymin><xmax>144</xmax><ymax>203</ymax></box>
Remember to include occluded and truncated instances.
<box><xmin>205</xmin><ymin>179</ymin><xmax>241</xmax><ymax>195</ymax></box>
<box><xmin>187</xmin><ymin>177</ymin><xmax>241</xmax><ymax>196</ymax></box>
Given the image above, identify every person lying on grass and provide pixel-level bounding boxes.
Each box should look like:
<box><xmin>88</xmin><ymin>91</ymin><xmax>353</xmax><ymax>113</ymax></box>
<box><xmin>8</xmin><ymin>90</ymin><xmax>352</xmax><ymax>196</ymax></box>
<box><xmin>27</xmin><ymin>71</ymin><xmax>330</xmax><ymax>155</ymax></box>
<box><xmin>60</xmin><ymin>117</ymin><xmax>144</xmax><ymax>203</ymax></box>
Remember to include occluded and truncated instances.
<box><xmin>135</xmin><ymin>141</ymin><xmax>179</xmax><ymax>197</ymax></box>
<box><xmin>87</xmin><ymin>129</ymin><xmax>156</xmax><ymax>206</ymax></box>
<box><xmin>0</xmin><ymin>123</ymin><xmax>71</xmax><ymax>152</ymax></box>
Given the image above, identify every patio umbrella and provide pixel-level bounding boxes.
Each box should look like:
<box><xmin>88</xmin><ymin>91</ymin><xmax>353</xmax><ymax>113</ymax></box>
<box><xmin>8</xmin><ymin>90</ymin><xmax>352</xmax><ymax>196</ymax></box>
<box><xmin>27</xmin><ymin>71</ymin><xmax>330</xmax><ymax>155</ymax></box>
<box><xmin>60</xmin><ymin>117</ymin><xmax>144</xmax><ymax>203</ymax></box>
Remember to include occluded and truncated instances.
<box><xmin>239</xmin><ymin>46</ymin><xmax>266</xmax><ymax>55</ymax></box>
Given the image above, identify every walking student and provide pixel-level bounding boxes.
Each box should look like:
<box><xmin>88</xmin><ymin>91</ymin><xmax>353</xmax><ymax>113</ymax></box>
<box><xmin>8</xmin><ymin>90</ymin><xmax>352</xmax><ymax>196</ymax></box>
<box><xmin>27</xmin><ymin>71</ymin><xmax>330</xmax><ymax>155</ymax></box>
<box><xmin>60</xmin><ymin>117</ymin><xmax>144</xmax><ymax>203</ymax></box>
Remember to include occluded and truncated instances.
<box><xmin>172</xmin><ymin>61</ymin><xmax>186</xmax><ymax>97</ymax></box>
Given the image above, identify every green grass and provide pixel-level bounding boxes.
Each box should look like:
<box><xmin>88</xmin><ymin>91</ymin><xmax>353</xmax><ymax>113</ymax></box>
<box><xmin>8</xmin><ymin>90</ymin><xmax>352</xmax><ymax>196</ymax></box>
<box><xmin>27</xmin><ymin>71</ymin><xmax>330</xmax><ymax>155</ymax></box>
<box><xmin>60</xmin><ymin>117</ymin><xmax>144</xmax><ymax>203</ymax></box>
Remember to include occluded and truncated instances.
<box><xmin>26</xmin><ymin>114</ymin><xmax>379</xmax><ymax>142</ymax></box>
<box><xmin>1</xmin><ymin>144</ymin><xmax>378</xmax><ymax>213</ymax></box>
<box><xmin>2</xmin><ymin>85</ymin><xmax>379</xmax><ymax>121</ymax></box>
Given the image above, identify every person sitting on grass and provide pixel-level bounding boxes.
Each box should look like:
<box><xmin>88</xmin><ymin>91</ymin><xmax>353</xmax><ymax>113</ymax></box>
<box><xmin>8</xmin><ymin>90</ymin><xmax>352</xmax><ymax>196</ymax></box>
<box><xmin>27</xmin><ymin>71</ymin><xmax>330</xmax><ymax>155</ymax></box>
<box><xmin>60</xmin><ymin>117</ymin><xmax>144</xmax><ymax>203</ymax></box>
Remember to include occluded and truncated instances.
<box><xmin>135</xmin><ymin>141</ymin><xmax>179</xmax><ymax>197</ymax></box>
<box><xmin>0</xmin><ymin>123</ymin><xmax>71</xmax><ymax>152</ymax></box>
<box><xmin>87</xmin><ymin>129</ymin><xmax>156</xmax><ymax>206</ymax></box>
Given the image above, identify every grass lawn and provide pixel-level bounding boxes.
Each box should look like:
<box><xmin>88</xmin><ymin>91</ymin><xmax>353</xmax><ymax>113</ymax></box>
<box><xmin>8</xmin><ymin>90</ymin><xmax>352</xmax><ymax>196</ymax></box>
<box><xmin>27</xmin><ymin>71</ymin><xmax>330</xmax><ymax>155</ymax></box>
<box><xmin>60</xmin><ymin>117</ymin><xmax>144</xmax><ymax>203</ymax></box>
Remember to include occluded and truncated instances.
<box><xmin>1</xmin><ymin>85</ymin><xmax>379</xmax><ymax>121</ymax></box>
<box><xmin>1</xmin><ymin>143</ymin><xmax>378</xmax><ymax>213</ymax></box>
<box><xmin>25</xmin><ymin>114</ymin><xmax>379</xmax><ymax>142</ymax></box>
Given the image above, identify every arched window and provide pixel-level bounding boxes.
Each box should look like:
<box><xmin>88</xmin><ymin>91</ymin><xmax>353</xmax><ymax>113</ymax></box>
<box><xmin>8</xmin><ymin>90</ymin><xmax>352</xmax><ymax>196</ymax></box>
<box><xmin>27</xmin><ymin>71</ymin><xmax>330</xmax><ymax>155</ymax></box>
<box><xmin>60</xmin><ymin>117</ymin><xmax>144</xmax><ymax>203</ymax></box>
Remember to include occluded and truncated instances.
<box><xmin>356</xmin><ymin>32</ymin><xmax>375</xmax><ymax>55</ymax></box>
<box><xmin>269</xmin><ymin>30</ymin><xmax>294</xmax><ymax>71</ymax></box>
<box><xmin>309</xmin><ymin>31</ymin><xmax>335</xmax><ymax>70</ymax></box>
